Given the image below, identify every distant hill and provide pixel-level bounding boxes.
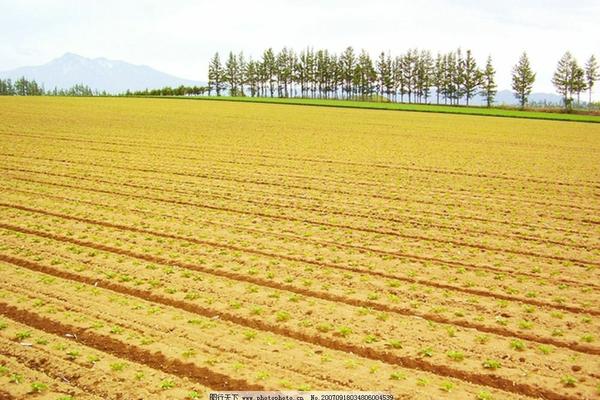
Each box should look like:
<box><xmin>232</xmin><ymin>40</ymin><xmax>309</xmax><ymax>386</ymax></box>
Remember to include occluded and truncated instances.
<box><xmin>0</xmin><ymin>53</ymin><xmax>204</xmax><ymax>94</ymax></box>
<box><xmin>433</xmin><ymin>90</ymin><xmax>563</xmax><ymax>107</ymax></box>
<box><xmin>492</xmin><ymin>90</ymin><xmax>563</xmax><ymax>106</ymax></box>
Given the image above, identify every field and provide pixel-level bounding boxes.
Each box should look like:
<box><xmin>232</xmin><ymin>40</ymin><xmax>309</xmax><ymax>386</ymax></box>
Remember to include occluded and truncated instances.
<box><xmin>161</xmin><ymin>96</ymin><xmax>600</xmax><ymax>123</ymax></box>
<box><xmin>0</xmin><ymin>96</ymin><xmax>599</xmax><ymax>400</ymax></box>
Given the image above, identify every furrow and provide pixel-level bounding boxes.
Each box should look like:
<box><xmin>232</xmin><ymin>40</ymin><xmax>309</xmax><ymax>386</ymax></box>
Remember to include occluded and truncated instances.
<box><xmin>2</xmin><ymin>131</ymin><xmax>597</xmax><ymax>188</ymax></box>
<box><xmin>0</xmin><ymin>303</ymin><xmax>264</xmax><ymax>391</ymax></box>
<box><xmin>0</xmin><ymin>267</ymin><xmax>578</xmax><ymax>400</ymax></box>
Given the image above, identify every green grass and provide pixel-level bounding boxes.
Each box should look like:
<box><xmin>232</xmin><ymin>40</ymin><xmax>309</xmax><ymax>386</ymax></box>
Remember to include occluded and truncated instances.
<box><xmin>146</xmin><ymin>95</ymin><xmax>600</xmax><ymax>123</ymax></box>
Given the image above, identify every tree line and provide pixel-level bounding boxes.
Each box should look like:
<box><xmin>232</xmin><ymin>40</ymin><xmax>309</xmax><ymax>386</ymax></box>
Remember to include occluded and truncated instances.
<box><xmin>207</xmin><ymin>47</ymin><xmax>599</xmax><ymax>109</ymax></box>
<box><xmin>126</xmin><ymin>85</ymin><xmax>208</xmax><ymax>97</ymax></box>
<box><xmin>0</xmin><ymin>77</ymin><xmax>103</xmax><ymax>96</ymax></box>
<box><xmin>552</xmin><ymin>53</ymin><xmax>598</xmax><ymax>110</ymax></box>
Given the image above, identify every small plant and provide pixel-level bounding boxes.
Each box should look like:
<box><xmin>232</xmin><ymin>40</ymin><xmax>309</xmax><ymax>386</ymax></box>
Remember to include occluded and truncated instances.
<box><xmin>538</xmin><ymin>345</ymin><xmax>552</xmax><ymax>355</ymax></box>
<box><xmin>446</xmin><ymin>326</ymin><xmax>456</xmax><ymax>337</ymax></box>
<box><xmin>510</xmin><ymin>339</ymin><xmax>526</xmax><ymax>351</ymax></box>
<box><xmin>187</xmin><ymin>391</ymin><xmax>201</xmax><ymax>399</ymax></box>
<box><xmin>256</xmin><ymin>371</ymin><xmax>270</xmax><ymax>380</ymax></box>
<box><xmin>15</xmin><ymin>330</ymin><xmax>32</xmax><ymax>341</ymax></box>
<box><xmin>483</xmin><ymin>359</ymin><xmax>501</xmax><ymax>370</ymax></box>
<box><xmin>30</xmin><ymin>382</ymin><xmax>48</xmax><ymax>393</ymax></box>
<box><xmin>66</xmin><ymin>350</ymin><xmax>80</xmax><ymax>360</ymax></box>
<box><xmin>250</xmin><ymin>306</ymin><xmax>263</xmax><ymax>315</ymax></box>
<box><xmin>581</xmin><ymin>334</ymin><xmax>594</xmax><ymax>343</ymax></box>
<box><xmin>364</xmin><ymin>334</ymin><xmax>378</xmax><ymax>344</ymax></box>
<box><xmin>316</xmin><ymin>323</ymin><xmax>333</xmax><ymax>333</ymax></box>
<box><xmin>182</xmin><ymin>349</ymin><xmax>197</xmax><ymax>358</ymax></box>
<box><xmin>109</xmin><ymin>326</ymin><xmax>124</xmax><ymax>335</ymax></box>
<box><xmin>275</xmin><ymin>311</ymin><xmax>291</xmax><ymax>322</ymax></box>
<box><xmin>134</xmin><ymin>371</ymin><xmax>145</xmax><ymax>380</ymax></box>
<box><xmin>87</xmin><ymin>354</ymin><xmax>101</xmax><ymax>364</ymax></box>
<box><xmin>160</xmin><ymin>379</ymin><xmax>175</xmax><ymax>389</ymax></box>
<box><xmin>10</xmin><ymin>373</ymin><xmax>23</xmax><ymax>384</ymax></box>
<box><xmin>36</xmin><ymin>338</ymin><xmax>48</xmax><ymax>345</ymax></box>
<box><xmin>439</xmin><ymin>380</ymin><xmax>454</xmax><ymax>392</ymax></box>
<box><xmin>337</xmin><ymin>326</ymin><xmax>352</xmax><ymax>337</ymax></box>
<box><xmin>376</xmin><ymin>312</ymin><xmax>389</xmax><ymax>321</ymax></box>
<box><xmin>419</xmin><ymin>347</ymin><xmax>433</xmax><ymax>357</ymax></box>
<box><xmin>518</xmin><ymin>320</ymin><xmax>533</xmax><ymax>329</ymax></box>
<box><xmin>447</xmin><ymin>350</ymin><xmax>465</xmax><ymax>362</ymax></box>
<box><xmin>0</xmin><ymin>321</ymin><xmax>7</xmax><ymax>330</ymax></box>
<box><xmin>110</xmin><ymin>362</ymin><xmax>127</xmax><ymax>372</ymax></box>
<box><xmin>523</xmin><ymin>305</ymin><xmax>536</xmax><ymax>313</ymax></box>
<box><xmin>476</xmin><ymin>390</ymin><xmax>493</xmax><ymax>400</ymax></box>
<box><xmin>561</xmin><ymin>375</ymin><xmax>577</xmax><ymax>387</ymax></box>
<box><xmin>390</xmin><ymin>371</ymin><xmax>406</xmax><ymax>380</ymax></box>
<box><xmin>243</xmin><ymin>331</ymin><xmax>257</xmax><ymax>340</ymax></box>
<box><xmin>387</xmin><ymin>339</ymin><xmax>402</xmax><ymax>349</ymax></box>
<box><xmin>0</xmin><ymin>365</ymin><xmax>8</xmax><ymax>376</ymax></box>
<box><xmin>416</xmin><ymin>377</ymin><xmax>429</xmax><ymax>386</ymax></box>
<box><xmin>475</xmin><ymin>334</ymin><xmax>490</xmax><ymax>344</ymax></box>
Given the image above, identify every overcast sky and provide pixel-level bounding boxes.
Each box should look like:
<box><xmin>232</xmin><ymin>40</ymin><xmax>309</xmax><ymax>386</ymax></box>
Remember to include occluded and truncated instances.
<box><xmin>1</xmin><ymin>0</ymin><xmax>599</xmax><ymax>96</ymax></box>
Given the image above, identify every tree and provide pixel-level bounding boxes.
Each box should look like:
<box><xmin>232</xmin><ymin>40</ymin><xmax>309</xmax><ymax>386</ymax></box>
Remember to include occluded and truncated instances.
<box><xmin>585</xmin><ymin>55</ymin><xmax>599</xmax><ymax>105</ymax></box>
<box><xmin>262</xmin><ymin>48</ymin><xmax>276</xmax><ymax>97</ymax></box>
<box><xmin>452</xmin><ymin>49</ymin><xmax>464</xmax><ymax>105</ymax></box>
<box><xmin>552</xmin><ymin>51</ymin><xmax>573</xmax><ymax>109</ymax></box>
<box><xmin>237</xmin><ymin>52</ymin><xmax>246</xmax><ymax>96</ymax></box>
<box><xmin>340</xmin><ymin>47</ymin><xmax>356</xmax><ymax>100</ymax></box>
<box><xmin>402</xmin><ymin>49</ymin><xmax>418</xmax><ymax>103</ymax></box>
<box><xmin>432</xmin><ymin>53</ymin><xmax>444</xmax><ymax>104</ymax></box>
<box><xmin>208</xmin><ymin>52</ymin><xmax>225</xmax><ymax>96</ymax></box>
<box><xmin>356</xmin><ymin>50</ymin><xmax>376</xmax><ymax>100</ymax></box>
<box><xmin>245</xmin><ymin>59</ymin><xmax>259</xmax><ymax>97</ymax></box>
<box><xmin>461</xmin><ymin>49</ymin><xmax>481</xmax><ymax>106</ymax></box>
<box><xmin>512</xmin><ymin>52</ymin><xmax>536</xmax><ymax>109</ymax></box>
<box><xmin>571</xmin><ymin>60</ymin><xmax>586</xmax><ymax>105</ymax></box>
<box><xmin>480</xmin><ymin>56</ymin><xmax>497</xmax><ymax>107</ymax></box>
<box><xmin>224</xmin><ymin>51</ymin><xmax>239</xmax><ymax>96</ymax></box>
<box><xmin>417</xmin><ymin>50</ymin><xmax>433</xmax><ymax>103</ymax></box>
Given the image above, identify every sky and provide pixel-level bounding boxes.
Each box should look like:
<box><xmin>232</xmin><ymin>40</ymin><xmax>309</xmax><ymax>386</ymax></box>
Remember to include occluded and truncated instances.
<box><xmin>1</xmin><ymin>0</ymin><xmax>599</xmax><ymax>97</ymax></box>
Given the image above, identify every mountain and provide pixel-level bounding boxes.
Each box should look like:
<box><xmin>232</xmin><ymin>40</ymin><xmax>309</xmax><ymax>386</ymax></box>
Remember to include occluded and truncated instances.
<box><xmin>436</xmin><ymin>90</ymin><xmax>563</xmax><ymax>106</ymax></box>
<box><xmin>0</xmin><ymin>53</ymin><xmax>204</xmax><ymax>93</ymax></box>
<box><xmin>492</xmin><ymin>90</ymin><xmax>563</xmax><ymax>106</ymax></box>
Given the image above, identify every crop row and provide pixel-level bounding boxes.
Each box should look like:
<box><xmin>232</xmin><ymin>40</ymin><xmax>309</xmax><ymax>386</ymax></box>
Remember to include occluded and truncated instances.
<box><xmin>0</xmin><ymin>224</ymin><xmax>597</xmax><ymax>398</ymax></box>
<box><xmin>0</xmin><ymin>262</ymin><xmax>535</xmax><ymax>400</ymax></box>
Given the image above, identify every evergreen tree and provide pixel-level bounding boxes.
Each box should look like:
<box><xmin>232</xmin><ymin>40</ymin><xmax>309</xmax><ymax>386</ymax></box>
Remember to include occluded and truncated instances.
<box><xmin>461</xmin><ymin>49</ymin><xmax>481</xmax><ymax>106</ymax></box>
<box><xmin>452</xmin><ymin>49</ymin><xmax>464</xmax><ymax>105</ymax></box>
<box><xmin>392</xmin><ymin>56</ymin><xmax>405</xmax><ymax>102</ymax></box>
<box><xmin>208</xmin><ymin>52</ymin><xmax>225</xmax><ymax>96</ymax></box>
<box><xmin>224</xmin><ymin>51</ymin><xmax>239</xmax><ymax>96</ymax></box>
<box><xmin>512</xmin><ymin>52</ymin><xmax>536</xmax><ymax>109</ymax></box>
<box><xmin>245</xmin><ymin>59</ymin><xmax>259</xmax><ymax>97</ymax></box>
<box><xmin>570</xmin><ymin>59</ymin><xmax>586</xmax><ymax>106</ymax></box>
<box><xmin>480</xmin><ymin>56</ymin><xmax>497</xmax><ymax>107</ymax></box>
<box><xmin>340</xmin><ymin>47</ymin><xmax>356</xmax><ymax>100</ymax></box>
<box><xmin>585</xmin><ymin>55</ymin><xmax>599</xmax><ymax>105</ymax></box>
<box><xmin>433</xmin><ymin>53</ymin><xmax>444</xmax><ymax>104</ymax></box>
<box><xmin>402</xmin><ymin>49</ymin><xmax>417</xmax><ymax>103</ymax></box>
<box><xmin>262</xmin><ymin>48</ymin><xmax>276</xmax><ymax>97</ymax></box>
<box><xmin>237</xmin><ymin>52</ymin><xmax>246</xmax><ymax>96</ymax></box>
<box><xmin>552</xmin><ymin>51</ymin><xmax>574</xmax><ymax>109</ymax></box>
<box><xmin>356</xmin><ymin>50</ymin><xmax>376</xmax><ymax>100</ymax></box>
<box><xmin>376</xmin><ymin>52</ymin><xmax>394</xmax><ymax>99</ymax></box>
